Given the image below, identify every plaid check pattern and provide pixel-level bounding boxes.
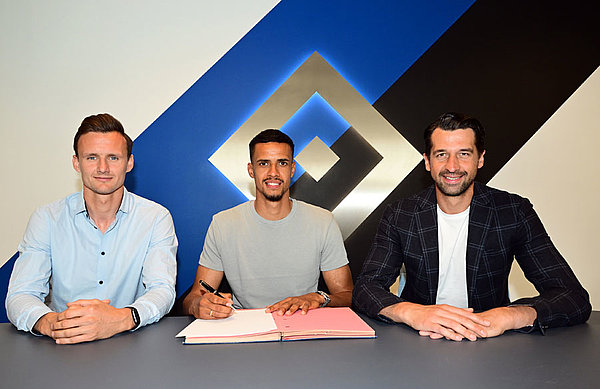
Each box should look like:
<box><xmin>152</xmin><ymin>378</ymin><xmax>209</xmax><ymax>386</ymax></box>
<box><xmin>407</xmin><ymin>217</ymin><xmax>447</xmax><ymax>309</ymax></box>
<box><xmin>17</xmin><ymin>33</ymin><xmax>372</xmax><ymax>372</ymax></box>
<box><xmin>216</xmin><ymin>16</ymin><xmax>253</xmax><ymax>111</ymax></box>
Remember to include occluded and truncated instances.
<box><xmin>353</xmin><ymin>182</ymin><xmax>591</xmax><ymax>330</ymax></box>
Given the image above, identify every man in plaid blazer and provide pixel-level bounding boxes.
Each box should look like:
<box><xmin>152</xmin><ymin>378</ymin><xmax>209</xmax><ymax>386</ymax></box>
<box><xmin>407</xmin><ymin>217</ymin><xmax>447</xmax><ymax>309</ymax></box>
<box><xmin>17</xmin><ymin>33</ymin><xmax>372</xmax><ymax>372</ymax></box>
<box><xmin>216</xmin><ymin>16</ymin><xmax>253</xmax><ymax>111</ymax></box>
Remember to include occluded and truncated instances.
<box><xmin>353</xmin><ymin>113</ymin><xmax>591</xmax><ymax>341</ymax></box>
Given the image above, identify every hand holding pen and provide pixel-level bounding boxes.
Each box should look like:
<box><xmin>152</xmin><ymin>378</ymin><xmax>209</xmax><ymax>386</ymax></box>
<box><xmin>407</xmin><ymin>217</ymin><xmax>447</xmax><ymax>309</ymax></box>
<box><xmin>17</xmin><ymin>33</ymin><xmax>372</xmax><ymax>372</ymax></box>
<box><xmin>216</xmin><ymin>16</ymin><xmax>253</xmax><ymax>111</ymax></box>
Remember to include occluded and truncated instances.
<box><xmin>197</xmin><ymin>280</ymin><xmax>235</xmax><ymax>320</ymax></box>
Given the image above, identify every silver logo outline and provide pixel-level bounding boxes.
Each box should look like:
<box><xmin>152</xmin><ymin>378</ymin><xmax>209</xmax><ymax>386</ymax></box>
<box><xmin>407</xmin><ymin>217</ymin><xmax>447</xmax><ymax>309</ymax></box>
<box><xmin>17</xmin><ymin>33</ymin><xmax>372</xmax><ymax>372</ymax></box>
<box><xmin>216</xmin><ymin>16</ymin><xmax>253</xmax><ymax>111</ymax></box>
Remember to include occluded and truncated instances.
<box><xmin>209</xmin><ymin>51</ymin><xmax>421</xmax><ymax>238</ymax></box>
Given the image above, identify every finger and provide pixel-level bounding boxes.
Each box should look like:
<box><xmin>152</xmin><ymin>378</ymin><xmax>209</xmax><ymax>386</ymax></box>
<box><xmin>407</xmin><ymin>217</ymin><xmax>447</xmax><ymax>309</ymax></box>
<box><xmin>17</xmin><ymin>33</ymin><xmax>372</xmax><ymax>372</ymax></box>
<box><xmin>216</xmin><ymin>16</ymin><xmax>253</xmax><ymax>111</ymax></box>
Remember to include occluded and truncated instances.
<box><xmin>285</xmin><ymin>301</ymin><xmax>304</xmax><ymax>315</ymax></box>
<box><xmin>435</xmin><ymin>318</ymin><xmax>476</xmax><ymax>341</ymax></box>
<box><xmin>435</xmin><ymin>325</ymin><xmax>465</xmax><ymax>342</ymax></box>
<box><xmin>209</xmin><ymin>305</ymin><xmax>233</xmax><ymax>318</ymax></box>
<box><xmin>440</xmin><ymin>312</ymin><xmax>488</xmax><ymax>338</ymax></box>
<box><xmin>419</xmin><ymin>330</ymin><xmax>446</xmax><ymax>340</ymax></box>
<box><xmin>66</xmin><ymin>299</ymin><xmax>101</xmax><ymax>307</ymax></box>
<box><xmin>300</xmin><ymin>302</ymin><xmax>310</xmax><ymax>315</ymax></box>
<box><xmin>276</xmin><ymin>303</ymin><xmax>292</xmax><ymax>316</ymax></box>
<box><xmin>52</xmin><ymin>316</ymin><xmax>88</xmax><ymax>331</ymax></box>
<box><xmin>265</xmin><ymin>299</ymin><xmax>294</xmax><ymax>316</ymax></box>
<box><xmin>202</xmin><ymin>306</ymin><xmax>232</xmax><ymax>320</ymax></box>
<box><xmin>199</xmin><ymin>296</ymin><xmax>233</xmax><ymax>319</ymax></box>
<box><xmin>51</xmin><ymin>323</ymin><xmax>90</xmax><ymax>339</ymax></box>
<box><xmin>55</xmin><ymin>333</ymin><xmax>95</xmax><ymax>345</ymax></box>
<box><xmin>204</xmin><ymin>293</ymin><xmax>233</xmax><ymax>307</ymax></box>
<box><xmin>435</xmin><ymin>309</ymin><xmax>489</xmax><ymax>337</ymax></box>
<box><xmin>438</xmin><ymin>305</ymin><xmax>490</xmax><ymax>326</ymax></box>
<box><xmin>57</xmin><ymin>304</ymin><xmax>96</xmax><ymax>321</ymax></box>
<box><xmin>56</xmin><ymin>308</ymin><xmax>83</xmax><ymax>321</ymax></box>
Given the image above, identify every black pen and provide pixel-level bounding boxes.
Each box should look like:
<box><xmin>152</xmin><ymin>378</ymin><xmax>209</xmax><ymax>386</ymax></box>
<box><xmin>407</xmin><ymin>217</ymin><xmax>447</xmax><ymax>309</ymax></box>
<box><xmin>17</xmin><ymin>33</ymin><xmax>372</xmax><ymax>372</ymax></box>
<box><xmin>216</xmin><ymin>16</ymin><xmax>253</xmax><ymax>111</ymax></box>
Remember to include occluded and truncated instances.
<box><xmin>199</xmin><ymin>280</ymin><xmax>236</xmax><ymax>311</ymax></box>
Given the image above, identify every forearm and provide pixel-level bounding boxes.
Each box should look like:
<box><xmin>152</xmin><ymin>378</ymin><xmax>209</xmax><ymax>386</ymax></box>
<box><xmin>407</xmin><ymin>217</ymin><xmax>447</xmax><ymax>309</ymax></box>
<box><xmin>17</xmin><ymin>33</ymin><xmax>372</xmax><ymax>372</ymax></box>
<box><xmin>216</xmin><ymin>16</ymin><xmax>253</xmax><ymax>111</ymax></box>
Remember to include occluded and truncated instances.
<box><xmin>6</xmin><ymin>293</ymin><xmax>53</xmax><ymax>333</ymax></box>
<box><xmin>505</xmin><ymin>306</ymin><xmax>537</xmax><ymax>330</ymax></box>
<box><xmin>378</xmin><ymin>301</ymin><xmax>414</xmax><ymax>324</ymax></box>
<box><xmin>328</xmin><ymin>290</ymin><xmax>352</xmax><ymax>307</ymax></box>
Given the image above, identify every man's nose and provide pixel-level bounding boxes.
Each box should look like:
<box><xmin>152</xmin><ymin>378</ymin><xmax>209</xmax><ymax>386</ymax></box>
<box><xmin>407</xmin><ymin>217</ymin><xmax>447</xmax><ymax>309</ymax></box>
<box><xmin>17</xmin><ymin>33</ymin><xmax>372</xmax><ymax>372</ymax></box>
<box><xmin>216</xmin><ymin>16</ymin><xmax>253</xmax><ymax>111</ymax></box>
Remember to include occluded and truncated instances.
<box><xmin>267</xmin><ymin>163</ymin><xmax>278</xmax><ymax>176</ymax></box>
<box><xmin>446</xmin><ymin>154</ymin><xmax>459</xmax><ymax>172</ymax></box>
<box><xmin>98</xmin><ymin>157</ymin><xmax>109</xmax><ymax>172</ymax></box>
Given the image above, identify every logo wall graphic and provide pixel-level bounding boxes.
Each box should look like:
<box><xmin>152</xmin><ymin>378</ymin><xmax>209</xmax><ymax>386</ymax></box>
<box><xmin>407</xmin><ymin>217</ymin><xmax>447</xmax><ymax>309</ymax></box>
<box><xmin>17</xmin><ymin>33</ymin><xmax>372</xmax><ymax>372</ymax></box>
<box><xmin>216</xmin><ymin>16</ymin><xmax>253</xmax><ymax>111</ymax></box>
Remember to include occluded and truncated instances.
<box><xmin>210</xmin><ymin>52</ymin><xmax>422</xmax><ymax>238</ymax></box>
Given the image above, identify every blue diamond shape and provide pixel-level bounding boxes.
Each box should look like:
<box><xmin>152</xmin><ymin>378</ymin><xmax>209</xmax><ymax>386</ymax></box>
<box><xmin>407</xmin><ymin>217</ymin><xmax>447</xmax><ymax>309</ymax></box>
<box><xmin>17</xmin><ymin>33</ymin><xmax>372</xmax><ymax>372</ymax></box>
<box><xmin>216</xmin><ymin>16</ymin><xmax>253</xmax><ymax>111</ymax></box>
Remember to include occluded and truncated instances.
<box><xmin>280</xmin><ymin>92</ymin><xmax>349</xmax><ymax>183</ymax></box>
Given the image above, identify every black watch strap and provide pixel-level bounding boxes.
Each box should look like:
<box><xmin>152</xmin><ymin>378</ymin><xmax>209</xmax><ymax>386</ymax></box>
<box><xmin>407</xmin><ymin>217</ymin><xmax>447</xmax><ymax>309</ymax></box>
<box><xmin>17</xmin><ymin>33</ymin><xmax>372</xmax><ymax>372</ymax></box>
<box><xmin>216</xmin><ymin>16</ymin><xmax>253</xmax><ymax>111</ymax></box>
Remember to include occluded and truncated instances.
<box><xmin>128</xmin><ymin>307</ymin><xmax>141</xmax><ymax>328</ymax></box>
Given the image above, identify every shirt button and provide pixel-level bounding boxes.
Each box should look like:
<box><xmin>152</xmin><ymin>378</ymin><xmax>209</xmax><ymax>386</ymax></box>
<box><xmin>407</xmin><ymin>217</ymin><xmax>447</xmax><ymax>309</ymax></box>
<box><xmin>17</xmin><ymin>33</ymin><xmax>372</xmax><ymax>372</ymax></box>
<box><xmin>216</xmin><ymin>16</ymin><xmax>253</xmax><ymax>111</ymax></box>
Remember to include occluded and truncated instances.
<box><xmin>101</xmin><ymin>252</ymin><xmax>105</xmax><ymax>255</ymax></box>
<box><xmin>99</xmin><ymin>280</ymin><xmax>104</xmax><ymax>285</ymax></box>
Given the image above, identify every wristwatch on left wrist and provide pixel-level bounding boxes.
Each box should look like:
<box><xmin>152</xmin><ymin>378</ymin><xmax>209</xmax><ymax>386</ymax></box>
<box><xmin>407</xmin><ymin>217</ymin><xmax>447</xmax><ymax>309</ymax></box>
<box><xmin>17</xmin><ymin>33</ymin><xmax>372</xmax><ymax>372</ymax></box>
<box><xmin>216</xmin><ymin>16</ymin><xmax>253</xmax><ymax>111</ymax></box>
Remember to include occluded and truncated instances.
<box><xmin>128</xmin><ymin>307</ymin><xmax>141</xmax><ymax>329</ymax></box>
<box><xmin>316</xmin><ymin>291</ymin><xmax>331</xmax><ymax>307</ymax></box>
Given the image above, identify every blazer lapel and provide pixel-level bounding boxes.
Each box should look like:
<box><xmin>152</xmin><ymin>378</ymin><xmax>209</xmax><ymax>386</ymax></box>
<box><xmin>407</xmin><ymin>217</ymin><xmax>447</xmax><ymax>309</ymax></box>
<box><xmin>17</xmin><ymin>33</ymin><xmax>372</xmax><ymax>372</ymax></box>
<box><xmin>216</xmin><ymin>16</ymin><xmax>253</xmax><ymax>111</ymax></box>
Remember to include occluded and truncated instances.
<box><xmin>466</xmin><ymin>182</ymin><xmax>494</xmax><ymax>307</ymax></box>
<box><xmin>415</xmin><ymin>186</ymin><xmax>439</xmax><ymax>305</ymax></box>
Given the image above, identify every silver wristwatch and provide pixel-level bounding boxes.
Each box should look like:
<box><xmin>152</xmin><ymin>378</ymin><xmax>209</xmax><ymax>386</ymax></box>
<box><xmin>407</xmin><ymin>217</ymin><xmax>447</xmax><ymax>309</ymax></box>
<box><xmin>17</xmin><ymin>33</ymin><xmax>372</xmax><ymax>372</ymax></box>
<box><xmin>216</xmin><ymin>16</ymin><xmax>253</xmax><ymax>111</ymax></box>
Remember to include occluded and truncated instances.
<box><xmin>316</xmin><ymin>291</ymin><xmax>331</xmax><ymax>307</ymax></box>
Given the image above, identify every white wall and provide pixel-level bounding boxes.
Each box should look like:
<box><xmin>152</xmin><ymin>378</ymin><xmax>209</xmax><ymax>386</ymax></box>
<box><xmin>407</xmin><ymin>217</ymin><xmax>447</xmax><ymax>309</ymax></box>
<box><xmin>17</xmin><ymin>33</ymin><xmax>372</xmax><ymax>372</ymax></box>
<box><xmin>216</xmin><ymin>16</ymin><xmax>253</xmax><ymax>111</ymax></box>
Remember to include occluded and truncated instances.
<box><xmin>491</xmin><ymin>67</ymin><xmax>600</xmax><ymax>309</ymax></box>
<box><xmin>0</xmin><ymin>0</ymin><xmax>279</xmax><ymax>266</ymax></box>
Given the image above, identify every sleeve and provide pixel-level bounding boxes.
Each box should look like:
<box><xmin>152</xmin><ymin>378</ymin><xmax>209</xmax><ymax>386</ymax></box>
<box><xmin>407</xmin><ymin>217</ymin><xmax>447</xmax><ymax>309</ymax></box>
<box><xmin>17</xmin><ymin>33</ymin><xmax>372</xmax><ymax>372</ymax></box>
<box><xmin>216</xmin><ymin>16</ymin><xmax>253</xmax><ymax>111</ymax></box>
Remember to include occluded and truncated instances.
<box><xmin>352</xmin><ymin>205</ymin><xmax>405</xmax><ymax>321</ymax></box>
<box><xmin>128</xmin><ymin>209</ymin><xmax>177</xmax><ymax>329</ymax></box>
<box><xmin>5</xmin><ymin>208</ymin><xmax>54</xmax><ymax>333</ymax></box>
<box><xmin>319</xmin><ymin>215</ymin><xmax>349</xmax><ymax>271</ymax></box>
<box><xmin>198</xmin><ymin>218</ymin><xmax>224</xmax><ymax>271</ymax></box>
<box><xmin>510</xmin><ymin>198</ymin><xmax>591</xmax><ymax>329</ymax></box>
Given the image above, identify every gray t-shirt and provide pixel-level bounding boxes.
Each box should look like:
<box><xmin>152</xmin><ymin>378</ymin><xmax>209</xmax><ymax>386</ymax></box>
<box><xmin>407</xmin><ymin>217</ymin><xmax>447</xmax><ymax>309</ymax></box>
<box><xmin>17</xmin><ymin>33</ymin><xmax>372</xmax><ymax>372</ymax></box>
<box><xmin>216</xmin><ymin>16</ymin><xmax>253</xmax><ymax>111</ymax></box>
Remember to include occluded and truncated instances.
<box><xmin>199</xmin><ymin>199</ymin><xmax>348</xmax><ymax>308</ymax></box>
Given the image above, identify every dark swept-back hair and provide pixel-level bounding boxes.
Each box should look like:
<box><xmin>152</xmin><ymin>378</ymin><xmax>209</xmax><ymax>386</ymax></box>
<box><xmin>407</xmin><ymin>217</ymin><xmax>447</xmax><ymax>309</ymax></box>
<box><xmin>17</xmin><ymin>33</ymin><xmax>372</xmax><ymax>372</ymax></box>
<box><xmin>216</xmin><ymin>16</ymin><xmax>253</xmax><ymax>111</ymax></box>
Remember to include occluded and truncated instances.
<box><xmin>73</xmin><ymin>113</ymin><xmax>133</xmax><ymax>158</ymax></box>
<box><xmin>249</xmin><ymin>129</ymin><xmax>295</xmax><ymax>161</ymax></box>
<box><xmin>424</xmin><ymin>112</ymin><xmax>485</xmax><ymax>156</ymax></box>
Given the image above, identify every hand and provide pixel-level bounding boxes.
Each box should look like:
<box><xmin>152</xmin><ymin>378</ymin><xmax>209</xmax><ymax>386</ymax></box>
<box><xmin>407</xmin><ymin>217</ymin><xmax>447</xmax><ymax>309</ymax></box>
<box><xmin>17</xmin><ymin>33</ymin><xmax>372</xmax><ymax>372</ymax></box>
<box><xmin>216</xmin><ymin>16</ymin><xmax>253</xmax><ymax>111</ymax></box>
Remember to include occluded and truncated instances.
<box><xmin>380</xmin><ymin>302</ymin><xmax>491</xmax><ymax>341</ymax></box>
<box><xmin>188</xmin><ymin>292</ymin><xmax>234</xmax><ymax>320</ymax></box>
<box><xmin>50</xmin><ymin>299</ymin><xmax>133</xmax><ymax>344</ymax></box>
<box><xmin>33</xmin><ymin>312</ymin><xmax>59</xmax><ymax>337</ymax></box>
<box><xmin>265</xmin><ymin>293</ymin><xmax>323</xmax><ymax>316</ymax></box>
<box><xmin>473</xmin><ymin>306</ymin><xmax>537</xmax><ymax>338</ymax></box>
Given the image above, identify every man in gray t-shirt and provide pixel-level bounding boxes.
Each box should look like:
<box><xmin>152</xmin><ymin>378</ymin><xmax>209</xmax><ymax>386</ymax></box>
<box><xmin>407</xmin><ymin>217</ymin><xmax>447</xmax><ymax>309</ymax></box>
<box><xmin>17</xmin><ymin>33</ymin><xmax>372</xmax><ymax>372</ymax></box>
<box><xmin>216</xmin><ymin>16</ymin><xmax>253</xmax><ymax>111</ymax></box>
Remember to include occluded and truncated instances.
<box><xmin>183</xmin><ymin>130</ymin><xmax>353</xmax><ymax>320</ymax></box>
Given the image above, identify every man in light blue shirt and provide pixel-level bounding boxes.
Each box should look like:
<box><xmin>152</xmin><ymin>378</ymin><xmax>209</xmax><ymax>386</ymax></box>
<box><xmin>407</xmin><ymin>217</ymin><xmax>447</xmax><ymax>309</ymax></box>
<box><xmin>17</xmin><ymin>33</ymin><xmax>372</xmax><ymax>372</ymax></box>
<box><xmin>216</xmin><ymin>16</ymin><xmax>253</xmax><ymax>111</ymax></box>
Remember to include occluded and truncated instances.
<box><xmin>6</xmin><ymin>113</ymin><xmax>177</xmax><ymax>344</ymax></box>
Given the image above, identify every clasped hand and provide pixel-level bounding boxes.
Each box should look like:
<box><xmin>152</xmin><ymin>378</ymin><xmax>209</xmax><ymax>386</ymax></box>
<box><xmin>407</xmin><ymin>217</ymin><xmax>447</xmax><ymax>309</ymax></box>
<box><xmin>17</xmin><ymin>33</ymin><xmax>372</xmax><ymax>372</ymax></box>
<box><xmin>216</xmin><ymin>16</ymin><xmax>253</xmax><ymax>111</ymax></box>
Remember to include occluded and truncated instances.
<box><xmin>35</xmin><ymin>299</ymin><xmax>133</xmax><ymax>344</ymax></box>
<box><xmin>382</xmin><ymin>303</ymin><xmax>536</xmax><ymax>341</ymax></box>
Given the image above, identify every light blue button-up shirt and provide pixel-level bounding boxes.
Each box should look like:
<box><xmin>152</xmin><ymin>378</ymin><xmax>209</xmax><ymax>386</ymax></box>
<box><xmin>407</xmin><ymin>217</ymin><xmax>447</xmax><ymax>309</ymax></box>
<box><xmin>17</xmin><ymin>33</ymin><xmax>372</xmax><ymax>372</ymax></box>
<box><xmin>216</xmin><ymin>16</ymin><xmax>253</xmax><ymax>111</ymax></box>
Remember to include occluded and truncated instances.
<box><xmin>6</xmin><ymin>189</ymin><xmax>177</xmax><ymax>333</ymax></box>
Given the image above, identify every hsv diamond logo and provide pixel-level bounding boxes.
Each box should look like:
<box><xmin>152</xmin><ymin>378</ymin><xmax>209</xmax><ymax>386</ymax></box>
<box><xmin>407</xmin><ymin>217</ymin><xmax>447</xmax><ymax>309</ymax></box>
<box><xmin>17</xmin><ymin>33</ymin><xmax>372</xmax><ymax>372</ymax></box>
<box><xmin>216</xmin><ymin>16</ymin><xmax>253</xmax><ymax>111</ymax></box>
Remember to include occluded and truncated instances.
<box><xmin>209</xmin><ymin>52</ymin><xmax>421</xmax><ymax>238</ymax></box>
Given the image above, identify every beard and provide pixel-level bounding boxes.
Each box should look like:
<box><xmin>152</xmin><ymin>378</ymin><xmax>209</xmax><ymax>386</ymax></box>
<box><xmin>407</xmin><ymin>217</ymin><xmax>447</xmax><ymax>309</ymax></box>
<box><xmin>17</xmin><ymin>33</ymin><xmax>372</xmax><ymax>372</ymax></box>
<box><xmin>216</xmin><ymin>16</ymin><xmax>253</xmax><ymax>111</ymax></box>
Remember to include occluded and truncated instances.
<box><xmin>264</xmin><ymin>192</ymin><xmax>285</xmax><ymax>202</ymax></box>
<box><xmin>434</xmin><ymin>170</ymin><xmax>476</xmax><ymax>197</ymax></box>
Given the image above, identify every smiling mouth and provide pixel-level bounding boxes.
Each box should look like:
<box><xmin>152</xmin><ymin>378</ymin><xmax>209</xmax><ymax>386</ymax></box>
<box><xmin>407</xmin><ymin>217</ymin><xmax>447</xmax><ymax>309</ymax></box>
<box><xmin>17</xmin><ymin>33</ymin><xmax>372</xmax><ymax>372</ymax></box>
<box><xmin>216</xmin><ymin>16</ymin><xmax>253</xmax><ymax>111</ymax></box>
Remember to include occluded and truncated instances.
<box><xmin>440</xmin><ymin>172</ymin><xmax>465</xmax><ymax>183</ymax></box>
<box><xmin>264</xmin><ymin>179</ymin><xmax>283</xmax><ymax>188</ymax></box>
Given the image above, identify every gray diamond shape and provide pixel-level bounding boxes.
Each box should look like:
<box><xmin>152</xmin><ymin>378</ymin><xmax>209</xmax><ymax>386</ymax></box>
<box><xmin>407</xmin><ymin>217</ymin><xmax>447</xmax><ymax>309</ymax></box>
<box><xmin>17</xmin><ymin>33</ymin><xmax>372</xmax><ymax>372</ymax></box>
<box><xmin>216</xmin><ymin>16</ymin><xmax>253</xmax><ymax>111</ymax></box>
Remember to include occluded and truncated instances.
<box><xmin>295</xmin><ymin>136</ymin><xmax>340</xmax><ymax>182</ymax></box>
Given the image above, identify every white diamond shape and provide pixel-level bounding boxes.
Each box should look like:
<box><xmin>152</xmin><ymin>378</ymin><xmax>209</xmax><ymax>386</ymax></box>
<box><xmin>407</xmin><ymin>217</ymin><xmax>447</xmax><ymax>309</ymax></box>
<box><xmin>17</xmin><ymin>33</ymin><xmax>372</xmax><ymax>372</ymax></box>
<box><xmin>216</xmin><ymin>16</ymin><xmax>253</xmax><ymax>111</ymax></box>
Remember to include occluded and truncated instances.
<box><xmin>295</xmin><ymin>136</ymin><xmax>340</xmax><ymax>182</ymax></box>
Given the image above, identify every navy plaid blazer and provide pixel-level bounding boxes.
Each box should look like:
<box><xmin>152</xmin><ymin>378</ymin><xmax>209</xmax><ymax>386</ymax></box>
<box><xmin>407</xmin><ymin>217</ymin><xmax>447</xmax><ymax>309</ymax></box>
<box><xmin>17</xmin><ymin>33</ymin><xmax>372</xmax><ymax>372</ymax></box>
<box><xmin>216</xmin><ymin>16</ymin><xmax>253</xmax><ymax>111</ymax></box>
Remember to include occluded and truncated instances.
<box><xmin>353</xmin><ymin>182</ymin><xmax>591</xmax><ymax>330</ymax></box>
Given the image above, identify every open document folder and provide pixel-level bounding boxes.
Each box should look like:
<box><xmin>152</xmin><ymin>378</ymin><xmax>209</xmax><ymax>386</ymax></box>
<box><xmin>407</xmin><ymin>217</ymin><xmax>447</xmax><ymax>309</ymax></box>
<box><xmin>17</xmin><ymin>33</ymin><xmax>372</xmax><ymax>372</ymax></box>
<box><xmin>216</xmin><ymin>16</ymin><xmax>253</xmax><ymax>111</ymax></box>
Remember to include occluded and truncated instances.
<box><xmin>176</xmin><ymin>307</ymin><xmax>376</xmax><ymax>344</ymax></box>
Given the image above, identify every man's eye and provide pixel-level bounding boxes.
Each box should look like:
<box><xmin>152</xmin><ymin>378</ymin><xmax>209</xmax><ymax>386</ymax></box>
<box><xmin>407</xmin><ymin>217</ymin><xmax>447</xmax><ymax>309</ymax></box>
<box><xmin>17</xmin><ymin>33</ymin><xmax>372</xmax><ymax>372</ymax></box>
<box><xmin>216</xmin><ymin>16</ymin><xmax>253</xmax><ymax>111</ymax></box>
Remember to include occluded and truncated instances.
<box><xmin>258</xmin><ymin>162</ymin><xmax>268</xmax><ymax>166</ymax></box>
<box><xmin>279</xmin><ymin>161</ymin><xmax>288</xmax><ymax>166</ymax></box>
<box><xmin>87</xmin><ymin>156</ymin><xmax>96</xmax><ymax>160</ymax></box>
<box><xmin>109</xmin><ymin>156</ymin><xmax>119</xmax><ymax>161</ymax></box>
<box><xmin>458</xmin><ymin>152</ymin><xmax>471</xmax><ymax>159</ymax></box>
<box><xmin>435</xmin><ymin>153</ymin><xmax>447</xmax><ymax>160</ymax></box>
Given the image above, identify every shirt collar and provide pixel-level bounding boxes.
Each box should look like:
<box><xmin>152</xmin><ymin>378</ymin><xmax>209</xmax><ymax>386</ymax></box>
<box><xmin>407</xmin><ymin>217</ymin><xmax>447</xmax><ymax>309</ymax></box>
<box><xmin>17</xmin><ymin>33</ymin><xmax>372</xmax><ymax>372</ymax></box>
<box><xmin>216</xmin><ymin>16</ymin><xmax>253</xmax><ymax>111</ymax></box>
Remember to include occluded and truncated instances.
<box><xmin>71</xmin><ymin>188</ymin><xmax>133</xmax><ymax>217</ymax></box>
